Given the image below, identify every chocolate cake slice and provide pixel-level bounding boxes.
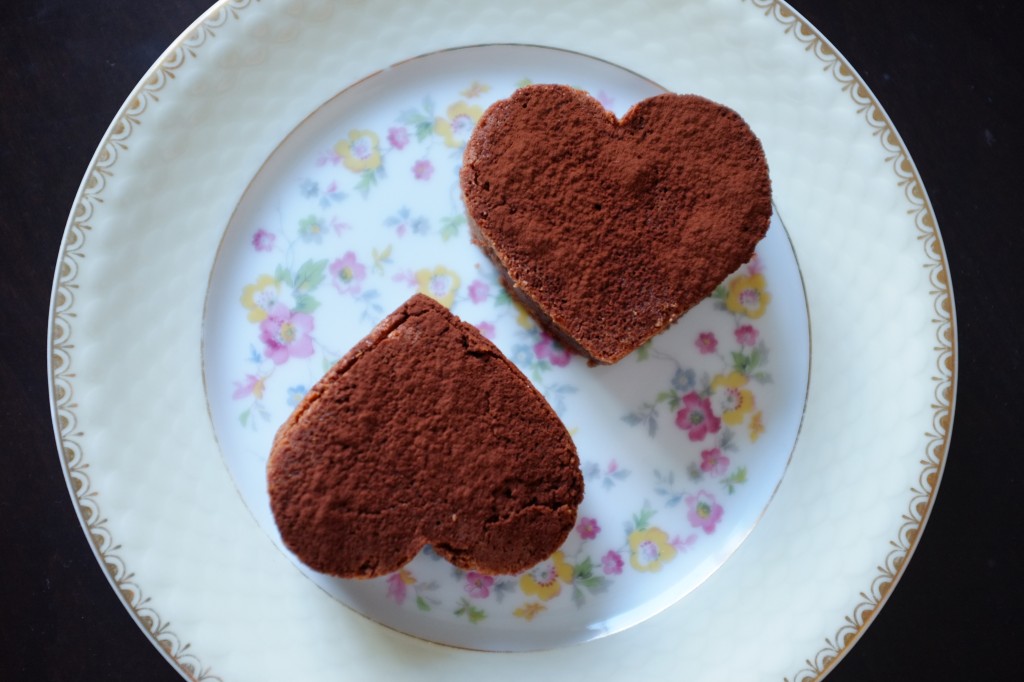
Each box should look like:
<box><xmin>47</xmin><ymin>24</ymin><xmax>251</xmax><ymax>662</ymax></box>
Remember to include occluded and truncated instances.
<box><xmin>267</xmin><ymin>293</ymin><xmax>583</xmax><ymax>578</ymax></box>
<box><xmin>461</xmin><ymin>84</ymin><xmax>772</xmax><ymax>364</ymax></box>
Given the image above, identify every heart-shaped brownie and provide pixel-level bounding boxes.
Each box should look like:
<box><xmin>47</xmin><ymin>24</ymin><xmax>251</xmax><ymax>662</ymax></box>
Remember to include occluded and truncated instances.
<box><xmin>461</xmin><ymin>85</ymin><xmax>772</xmax><ymax>364</ymax></box>
<box><xmin>267</xmin><ymin>293</ymin><xmax>583</xmax><ymax>578</ymax></box>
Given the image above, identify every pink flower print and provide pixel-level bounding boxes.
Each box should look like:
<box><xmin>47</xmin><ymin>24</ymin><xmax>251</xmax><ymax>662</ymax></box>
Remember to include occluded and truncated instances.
<box><xmin>388</xmin><ymin>126</ymin><xmax>409</xmax><ymax>150</ymax></box>
<box><xmin>316</xmin><ymin>148</ymin><xmax>341</xmax><ymax>166</ymax></box>
<box><xmin>332</xmin><ymin>218</ymin><xmax>351</xmax><ymax>236</ymax></box>
<box><xmin>534</xmin><ymin>333</ymin><xmax>571</xmax><ymax>367</ymax></box>
<box><xmin>251</xmin><ymin>229</ymin><xmax>275</xmax><ymax>252</ymax></box>
<box><xmin>468</xmin><ymin>279</ymin><xmax>490</xmax><ymax>304</ymax></box>
<box><xmin>747</xmin><ymin>253</ymin><xmax>764</xmax><ymax>276</ymax></box>
<box><xmin>607</xmin><ymin>458</ymin><xmax>618</xmax><ymax>474</ymax></box>
<box><xmin>329</xmin><ymin>251</ymin><xmax>366</xmax><ymax>294</ymax></box>
<box><xmin>464</xmin><ymin>571</ymin><xmax>494</xmax><ymax>599</ymax></box>
<box><xmin>597</xmin><ymin>89</ymin><xmax>615</xmax><ymax>109</ymax></box>
<box><xmin>675</xmin><ymin>391</ymin><xmax>722</xmax><ymax>442</ymax></box>
<box><xmin>686</xmin><ymin>490</ymin><xmax>724</xmax><ymax>534</ymax></box>
<box><xmin>735</xmin><ymin>324</ymin><xmax>759</xmax><ymax>347</ymax></box>
<box><xmin>259</xmin><ymin>304</ymin><xmax>315</xmax><ymax>365</ymax></box>
<box><xmin>475</xmin><ymin>321</ymin><xmax>496</xmax><ymax>339</ymax></box>
<box><xmin>601</xmin><ymin>550</ymin><xmax>624</xmax><ymax>575</ymax></box>
<box><xmin>576</xmin><ymin>516</ymin><xmax>601</xmax><ymax>540</ymax></box>
<box><xmin>696</xmin><ymin>331</ymin><xmax>718</xmax><ymax>354</ymax></box>
<box><xmin>700</xmin><ymin>447</ymin><xmax>730</xmax><ymax>477</ymax></box>
<box><xmin>412</xmin><ymin>159</ymin><xmax>434</xmax><ymax>180</ymax></box>
<box><xmin>386</xmin><ymin>571</ymin><xmax>409</xmax><ymax>604</ymax></box>
<box><xmin>671</xmin><ymin>534</ymin><xmax>698</xmax><ymax>552</ymax></box>
<box><xmin>232</xmin><ymin>374</ymin><xmax>265</xmax><ymax>400</ymax></box>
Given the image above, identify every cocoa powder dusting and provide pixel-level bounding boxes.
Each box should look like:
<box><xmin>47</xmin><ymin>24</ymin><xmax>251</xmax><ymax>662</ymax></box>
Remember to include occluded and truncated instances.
<box><xmin>267</xmin><ymin>294</ymin><xmax>583</xmax><ymax>578</ymax></box>
<box><xmin>461</xmin><ymin>85</ymin><xmax>772</xmax><ymax>364</ymax></box>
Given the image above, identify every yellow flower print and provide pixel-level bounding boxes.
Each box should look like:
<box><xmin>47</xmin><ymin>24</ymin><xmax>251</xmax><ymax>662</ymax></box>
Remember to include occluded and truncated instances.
<box><xmin>461</xmin><ymin>81</ymin><xmax>491</xmax><ymax>99</ymax></box>
<box><xmin>628</xmin><ymin>527</ymin><xmax>677</xmax><ymax>573</ymax></box>
<box><xmin>519</xmin><ymin>551</ymin><xmax>573</xmax><ymax>601</ymax></box>
<box><xmin>513</xmin><ymin>300</ymin><xmax>536</xmax><ymax>331</ymax></box>
<box><xmin>435</xmin><ymin>101</ymin><xmax>483</xmax><ymax>148</ymax></box>
<box><xmin>749</xmin><ymin>410</ymin><xmax>765</xmax><ymax>442</ymax></box>
<box><xmin>725</xmin><ymin>273</ymin><xmax>770</xmax><ymax>318</ymax></box>
<box><xmin>513</xmin><ymin>602</ymin><xmax>547</xmax><ymax>621</ymax></box>
<box><xmin>385</xmin><ymin>568</ymin><xmax>415</xmax><ymax>603</ymax></box>
<box><xmin>415</xmin><ymin>266</ymin><xmax>461</xmax><ymax>308</ymax></box>
<box><xmin>240</xmin><ymin>274</ymin><xmax>281</xmax><ymax>323</ymax></box>
<box><xmin>334</xmin><ymin>129</ymin><xmax>381</xmax><ymax>172</ymax></box>
<box><xmin>251</xmin><ymin>377</ymin><xmax>266</xmax><ymax>400</ymax></box>
<box><xmin>711</xmin><ymin>371</ymin><xmax>756</xmax><ymax>427</ymax></box>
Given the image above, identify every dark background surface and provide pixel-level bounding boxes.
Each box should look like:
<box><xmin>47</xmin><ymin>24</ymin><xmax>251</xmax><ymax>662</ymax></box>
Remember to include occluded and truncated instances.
<box><xmin>1</xmin><ymin>0</ymin><xmax>1019</xmax><ymax>679</ymax></box>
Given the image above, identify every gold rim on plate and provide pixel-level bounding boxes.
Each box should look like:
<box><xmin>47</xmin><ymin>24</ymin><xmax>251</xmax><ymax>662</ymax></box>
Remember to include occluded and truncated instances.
<box><xmin>47</xmin><ymin>1</ymin><xmax>955</xmax><ymax>680</ymax></box>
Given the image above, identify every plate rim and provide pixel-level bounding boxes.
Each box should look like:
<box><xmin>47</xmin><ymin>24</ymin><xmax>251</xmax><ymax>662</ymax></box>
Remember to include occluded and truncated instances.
<box><xmin>46</xmin><ymin>1</ymin><xmax>957</xmax><ymax>680</ymax></box>
<box><xmin>755</xmin><ymin>2</ymin><xmax>958</xmax><ymax>677</ymax></box>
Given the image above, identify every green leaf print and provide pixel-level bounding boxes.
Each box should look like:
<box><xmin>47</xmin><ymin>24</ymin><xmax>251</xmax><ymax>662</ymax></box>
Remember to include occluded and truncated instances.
<box><xmin>415</xmin><ymin>121</ymin><xmax>433</xmax><ymax>142</ymax></box>
<box><xmin>720</xmin><ymin>427</ymin><xmax>736</xmax><ymax>451</ymax></box>
<box><xmin>293</xmin><ymin>259</ymin><xmax>328</xmax><ymax>293</ymax></box>
<box><xmin>731</xmin><ymin>351</ymin><xmax>751</xmax><ymax>374</ymax></box>
<box><xmin>440</xmin><ymin>214</ymin><xmax>465</xmax><ymax>242</ymax></box>
<box><xmin>573</xmin><ymin>556</ymin><xmax>594</xmax><ymax>581</ymax></box>
<box><xmin>570</xmin><ymin>557</ymin><xmax>610</xmax><ymax>596</ymax></box>
<box><xmin>687</xmin><ymin>462</ymin><xmax>704</xmax><ymax>482</ymax></box>
<box><xmin>275</xmin><ymin>264</ymin><xmax>293</xmax><ymax>286</ymax></box>
<box><xmin>371</xmin><ymin>245</ymin><xmax>393</xmax><ymax>273</ymax></box>
<box><xmin>292</xmin><ymin>293</ymin><xmax>320</xmax><ymax>314</ymax></box>
<box><xmin>415</xmin><ymin>596</ymin><xmax>431</xmax><ymax>612</ymax></box>
<box><xmin>631</xmin><ymin>503</ymin><xmax>657</xmax><ymax>532</ymax></box>
<box><xmin>454</xmin><ymin>597</ymin><xmax>486</xmax><ymax>623</ymax></box>
<box><xmin>355</xmin><ymin>169</ymin><xmax>378</xmax><ymax>197</ymax></box>
<box><xmin>579</xmin><ymin>574</ymin><xmax>609</xmax><ymax>594</ymax></box>
<box><xmin>621</xmin><ymin>413</ymin><xmax>643</xmax><ymax>426</ymax></box>
<box><xmin>571</xmin><ymin>585</ymin><xmax>585</xmax><ymax>608</ymax></box>
<box><xmin>398</xmin><ymin>97</ymin><xmax>436</xmax><ymax>142</ymax></box>
<box><xmin>722</xmin><ymin>466</ymin><xmax>748</xmax><ymax>494</ymax></box>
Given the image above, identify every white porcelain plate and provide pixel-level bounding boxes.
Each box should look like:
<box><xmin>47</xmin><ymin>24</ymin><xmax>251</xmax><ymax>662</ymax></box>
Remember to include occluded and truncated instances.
<box><xmin>49</xmin><ymin>1</ymin><xmax>955</xmax><ymax>680</ymax></box>
<box><xmin>202</xmin><ymin>44</ymin><xmax>809</xmax><ymax>651</ymax></box>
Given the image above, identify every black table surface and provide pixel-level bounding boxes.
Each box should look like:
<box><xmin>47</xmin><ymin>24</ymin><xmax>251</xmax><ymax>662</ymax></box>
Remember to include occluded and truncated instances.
<box><xmin>2</xmin><ymin>1</ymin><xmax>1019</xmax><ymax>679</ymax></box>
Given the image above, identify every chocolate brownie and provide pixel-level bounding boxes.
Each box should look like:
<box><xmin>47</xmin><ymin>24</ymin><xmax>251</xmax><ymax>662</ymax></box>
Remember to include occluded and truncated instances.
<box><xmin>267</xmin><ymin>293</ymin><xmax>583</xmax><ymax>578</ymax></box>
<box><xmin>461</xmin><ymin>84</ymin><xmax>772</xmax><ymax>364</ymax></box>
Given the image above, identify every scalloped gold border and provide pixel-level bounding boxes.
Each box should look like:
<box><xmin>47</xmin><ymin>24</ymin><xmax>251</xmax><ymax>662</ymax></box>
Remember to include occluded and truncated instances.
<box><xmin>49</xmin><ymin>2</ymin><xmax>260</xmax><ymax>680</ymax></box>
<box><xmin>49</xmin><ymin>1</ymin><xmax>955</xmax><ymax>680</ymax></box>
<box><xmin>743</xmin><ymin>2</ymin><xmax>956</xmax><ymax>680</ymax></box>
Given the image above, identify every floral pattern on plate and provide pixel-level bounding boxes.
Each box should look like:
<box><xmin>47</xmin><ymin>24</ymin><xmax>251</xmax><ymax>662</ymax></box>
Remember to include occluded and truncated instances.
<box><xmin>204</xmin><ymin>50</ymin><xmax>808</xmax><ymax>650</ymax></box>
